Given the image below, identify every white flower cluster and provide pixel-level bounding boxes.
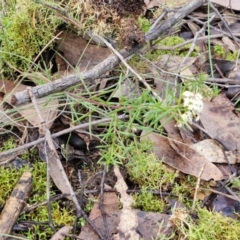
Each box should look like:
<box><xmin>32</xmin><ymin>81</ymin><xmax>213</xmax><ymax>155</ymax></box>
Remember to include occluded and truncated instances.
<box><xmin>178</xmin><ymin>91</ymin><xmax>203</xmax><ymax>127</ymax></box>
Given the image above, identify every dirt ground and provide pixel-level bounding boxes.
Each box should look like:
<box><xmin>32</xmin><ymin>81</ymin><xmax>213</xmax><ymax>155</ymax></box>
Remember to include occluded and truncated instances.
<box><xmin>92</xmin><ymin>0</ymin><xmax>145</xmax><ymax>16</ymax></box>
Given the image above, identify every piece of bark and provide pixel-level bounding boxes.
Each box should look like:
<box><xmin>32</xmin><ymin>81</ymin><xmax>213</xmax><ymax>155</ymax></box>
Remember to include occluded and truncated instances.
<box><xmin>0</xmin><ymin>172</ymin><xmax>32</xmax><ymax>240</ymax></box>
<box><xmin>11</xmin><ymin>0</ymin><xmax>206</xmax><ymax>106</ymax></box>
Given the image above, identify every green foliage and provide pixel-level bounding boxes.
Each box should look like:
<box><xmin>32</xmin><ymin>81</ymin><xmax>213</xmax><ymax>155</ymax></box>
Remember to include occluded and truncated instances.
<box><xmin>213</xmin><ymin>44</ymin><xmax>225</xmax><ymax>58</ymax></box>
<box><xmin>213</xmin><ymin>44</ymin><xmax>238</xmax><ymax>61</ymax></box>
<box><xmin>133</xmin><ymin>189</ymin><xmax>165</xmax><ymax>212</ymax></box>
<box><xmin>98</xmin><ymin>115</ymin><xmax>134</xmax><ymax>168</ymax></box>
<box><xmin>148</xmin><ymin>36</ymin><xmax>198</xmax><ymax>58</ymax></box>
<box><xmin>0</xmin><ymin>0</ymin><xmax>61</xmax><ymax>75</ymax></box>
<box><xmin>0</xmin><ymin>137</ymin><xmax>17</xmax><ymax>151</ymax></box>
<box><xmin>175</xmin><ymin>207</ymin><xmax>240</xmax><ymax>239</ymax></box>
<box><xmin>156</xmin><ymin>36</ymin><xmax>187</xmax><ymax>57</ymax></box>
<box><xmin>0</xmin><ymin>162</ymin><xmax>47</xmax><ymax>205</ymax></box>
<box><xmin>126</xmin><ymin>141</ymin><xmax>177</xmax><ymax>189</ymax></box>
<box><xmin>125</xmin><ymin>140</ymin><xmax>176</xmax><ymax>212</ymax></box>
<box><xmin>137</xmin><ymin>17</ymin><xmax>151</xmax><ymax>33</ymax></box>
<box><xmin>230</xmin><ymin>177</ymin><xmax>240</xmax><ymax>189</ymax></box>
<box><xmin>171</xmin><ymin>175</ymin><xmax>197</xmax><ymax>204</ymax></box>
<box><xmin>184</xmin><ymin>74</ymin><xmax>219</xmax><ymax>99</ymax></box>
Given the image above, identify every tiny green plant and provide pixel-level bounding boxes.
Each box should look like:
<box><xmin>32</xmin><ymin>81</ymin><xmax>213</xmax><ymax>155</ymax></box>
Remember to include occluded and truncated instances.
<box><xmin>133</xmin><ymin>188</ymin><xmax>165</xmax><ymax>212</ymax></box>
<box><xmin>137</xmin><ymin>17</ymin><xmax>151</xmax><ymax>33</ymax></box>
<box><xmin>0</xmin><ymin>0</ymin><xmax>61</xmax><ymax>77</ymax></box>
<box><xmin>172</xmin><ymin>206</ymin><xmax>240</xmax><ymax>239</ymax></box>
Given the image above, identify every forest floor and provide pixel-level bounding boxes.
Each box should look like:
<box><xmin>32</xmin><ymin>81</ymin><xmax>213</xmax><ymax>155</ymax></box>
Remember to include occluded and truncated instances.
<box><xmin>0</xmin><ymin>0</ymin><xmax>240</xmax><ymax>239</ymax></box>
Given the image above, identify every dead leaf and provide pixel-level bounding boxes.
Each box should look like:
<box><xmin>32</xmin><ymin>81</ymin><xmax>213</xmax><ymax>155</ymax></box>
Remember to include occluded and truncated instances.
<box><xmin>0</xmin><ymin>80</ymin><xmax>58</xmax><ymax>129</ymax></box>
<box><xmin>141</xmin><ymin>130</ymin><xmax>224</xmax><ymax>181</ymax></box>
<box><xmin>206</xmin><ymin>59</ymin><xmax>235</xmax><ymax>78</ymax></box>
<box><xmin>199</xmin><ymin>94</ymin><xmax>240</xmax><ymax>158</ymax></box>
<box><xmin>209</xmin><ymin>194</ymin><xmax>240</xmax><ymax>219</ymax></box>
<box><xmin>112</xmin><ymin>78</ymin><xmax>141</xmax><ymax>100</ymax></box>
<box><xmin>144</xmin><ymin>0</ymin><xmax>160</xmax><ymax>9</ymax></box>
<box><xmin>211</xmin><ymin>0</ymin><xmax>240</xmax><ymax>11</ymax></box>
<box><xmin>0</xmin><ymin>80</ymin><xmax>26</xmax><ymax>97</ymax></box>
<box><xmin>79</xmin><ymin>183</ymin><xmax>173</xmax><ymax>240</ymax></box>
<box><xmin>158</xmin><ymin>55</ymin><xmax>197</xmax><ymax>73</ymax></box>
<box><xmin>136</xmin><ymin>211</ymin><xmax>173</xmax><ymax>239</ymax></box>
<box><xmin>222</xmin><ymin>36</ymin><xmax>236</xmax><ymax>52</ymax></box>
<box><xmin>50</xmin><ymin>226</ymin><xmax>73</xmax><ymax>240</ymax></box>
<box><xmin>79</xmin><ymin>185</ymin><xmax>120</xmax><ymax>240</ymax></box>
<box><xmin>187</xmin><ymin>21</ymin><xmax>206</xmax><ymax>51</ymax></box>
<box><xmin>56</xmin><ymin>31</ymin><xmax>111</xmax><ymax>72</ymax></box>
<box><xmin>18</xmin><ymin>98</ymin><xmax>58</xmax><ymax>128</ymax></box>
<box><xmin>190</xmin><ymin>139</ymin><xmax>237</xmax><ymax>164</ymax></box>
<box><xmin>113</xmin><ymin>166</ymin><xmax>140</xmax><ymax>240</ymax></box>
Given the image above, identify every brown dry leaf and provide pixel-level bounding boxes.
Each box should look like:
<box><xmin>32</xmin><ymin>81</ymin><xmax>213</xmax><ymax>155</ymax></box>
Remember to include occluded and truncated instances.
<box><xmin>79</xmin><ymin>185</ymin><xmax>120</xmax><ymax>240</ymax></box>
<box><xmin>141</xmin><ymin>130</ymin><xmax>224</xmax><ymax>181</ymax></box>
<box><xmin>112</xmin><ymin>78</ymin><xmax>141</xmax><ymax>100</ymax></box>
<box><xmin>0</xmin><ymin>80</ymin><xmax>26</xmax><ymax>124</ymax></box>
<box><xmin>113</xmin><ymin>166</ymin><xmax>140</xmax><ymax>240</ymax></box>
<box><xmin>50</xmin><ymin>226</ymin><xmax>73</xmax><ymax>240</ymax></box>
<box><xmin>147</xmin><ymin>63</ymin><xmax>176</xmax><ymax>97</ymax></box>
<box><xmin>222</xmin><ymin>36</ymin><xmax>236</xmax><ymax>52</ymax></box>
<box><xmin>209</xmin><ymin>194</ymin><xmax>240</xmax><ymax>219</ymax></box>
<box><xmin>162</xmin><ymin>119</ymin><xmax>224</xmax><ymax>180</ymax></box>
<box><xmin>135</xmin><ymin>211</ymin><xmax>173</xmax><ymax>239</ymax></box>
<box><xmin>211</xmin><ymin>0</ymin><xmax>240</xmax><ymax>10</ymax></box>
<box><xmin>0</xmin><ymin>80</ymin><xmax>26</xmax><ymax>96</ymax></box>
<box><xmin>79</xmin><ymin>184</ymin><xmax>173</xmax><ymax>239</ymax></box>
<box><xmin>190</xmin><ymin>139</ymin><xmax>237</xmax><ymax>164</ymax></box>
<box><xmin>18</xmin><ymin>98</ymin><xmax>59</xmax><ymax>128</ymax></box>
<box><xmin>144</xmin><ymin>0</ymin><xmax>160</xmax><ymax>9</ymax></box>
<box><xmin>158</xmin><ymin>55</ymin><xmax>197</xmax><ymax>73</ymax></box>
<box><xmin>56</xmin><ymin>31</ymin><xmax>111</xmax><ymax>72</ymax></box>
<box><xmin>199</xmin><ymin>94</ymin><xmax>240</xmax><ymax>159</ymax></box>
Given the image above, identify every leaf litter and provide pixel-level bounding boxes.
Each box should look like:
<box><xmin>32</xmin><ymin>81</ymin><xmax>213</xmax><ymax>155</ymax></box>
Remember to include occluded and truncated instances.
<box><xmin>1</xmin><ymin>0</ymin><xmax>240</xmax><ymax>239</ymax></box>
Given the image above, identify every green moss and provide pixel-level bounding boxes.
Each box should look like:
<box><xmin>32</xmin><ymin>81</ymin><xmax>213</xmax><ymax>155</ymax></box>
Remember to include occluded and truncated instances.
<box><xmin>0</xmin><ymin>161</ymin><xmax>74</xmax><ymax>238</ymax></box>
<box><xmin>155</xmin><ymin>36</ymin><xmax>198</xmax><ymax>58</ymax></box>
<box><xmin>133</xmin><ymin>188</ymin><xmax>165</xmax><ymax>212</ymax></box>
<box><xmin>126</xmin><ymin>142</ymin><xmax>177</xmax><ymax>189</ymax></box>
<box><xmin>0</xmin><ymin>137</ymin><xmax>17</xmax><ymax>151</ymax></box>
<box><xmin>171</xmin><ymin>175</ymin><xmax>197</xmax><ymax>205</ymax></box>
<box><xmin>213</xmin><ymin>44</ymin><xmax>226</xmax><ymax>58</ymax></box>
<box><xmin>160</xmin><ymin>36</ymin><xmax>185</xmax><ymax>46</ymax></box>
<box><xmin>0</xmin><ymin>0</ymin><xmax>61</xmax><ymax>75</ymax></box>
<box><xmin>137</xmin><ymin>17</ymin><xmax>151</xmax><ymax>33</ymax></box>
<box><xmin>213</xmin><ymin>44</ymin><xmax>238</xmax><ymax>61</ymax></box>
<box><xmin>226</xmin><ymin>51</ymin><xmax>238</xmax><ymax>61</ymax></box>
<box><xmin>174</xmin><ymin>207</ymin><xmax>240</xmax><ymax>239</ymax></box>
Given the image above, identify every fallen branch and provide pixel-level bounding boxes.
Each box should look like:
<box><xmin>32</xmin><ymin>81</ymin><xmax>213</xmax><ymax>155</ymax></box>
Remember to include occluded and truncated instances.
<box><xmin>11</xmin><ymin>0</ymin><xmax>207</xmax><ymax>106</ymax></box>
<box><xmin>0</xmin><ymin>172</ymin><xmax>32</xmax><ymax>240</ymax></box>
<box><xmin>28</xmin><ymin>87</ymin><xmax>105</xmax><ymax>240</ymax></box>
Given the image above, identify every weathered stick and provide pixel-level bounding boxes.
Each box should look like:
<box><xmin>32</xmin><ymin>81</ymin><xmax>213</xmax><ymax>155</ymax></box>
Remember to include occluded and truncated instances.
<box><xmin>11</xmin><ymin>0</ymin><xmax>206</xmax><ymax>106</ymax></box>
<box><xmin>0</xmin><ymin>172</ymin><xmax>32</xmax><ymax>240</ymax></box>
<box><xmin>28</xmin><ymin>87</ymin><xmax>105</xmax><ymax>239</ymax></box>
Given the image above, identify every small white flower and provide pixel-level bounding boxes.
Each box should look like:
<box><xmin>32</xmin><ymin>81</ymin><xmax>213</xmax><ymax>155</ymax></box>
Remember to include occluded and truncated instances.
<box><xmin>178</xmin><ymin>91</ymin><xmax>204</xmax><ymax>127</ymax></box>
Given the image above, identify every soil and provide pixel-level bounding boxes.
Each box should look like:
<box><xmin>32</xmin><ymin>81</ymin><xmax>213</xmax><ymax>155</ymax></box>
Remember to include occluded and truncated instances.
<box><xmin>92</xmin><ymin>0</ymin><xmax>145</xmax><ymax>16</ymax></box>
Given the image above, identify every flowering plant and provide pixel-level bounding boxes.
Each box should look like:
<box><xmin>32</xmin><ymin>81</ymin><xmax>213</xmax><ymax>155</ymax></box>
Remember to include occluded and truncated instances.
<box><xmin>177</xmin><ymin>91</ymin><xmax>203</xmax><ymax>127</ymax></box>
